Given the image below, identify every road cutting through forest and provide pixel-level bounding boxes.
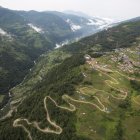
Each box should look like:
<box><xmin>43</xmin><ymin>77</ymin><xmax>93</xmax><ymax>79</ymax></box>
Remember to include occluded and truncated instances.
<box><xmin>0</xmin><ymin>97</ymin><xmax>25</xmax><ymax>121</ymax></box>
<box><xmin>2</xmin><ymin>56</ymin><xmax>139</xmax><ymax>140</ymax></box>
<box><xmin>13</xmin><ymin>93</ymin><xmax>110</xmax><ymax>140</ymax></box>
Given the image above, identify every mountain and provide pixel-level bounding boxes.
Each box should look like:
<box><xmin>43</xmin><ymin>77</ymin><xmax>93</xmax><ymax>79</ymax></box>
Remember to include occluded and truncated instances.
<box><xmin>49</xmin><ymin>11</ymin><xmax>114</xmax><ymax>37</ymax></box>
<box><xmin>17</xmin><ymin>10</ymin><xmax>114</xmax><ymax>43</ymax></box>
<box><xmin>0</xmin><ymin>7</ymin><xmax>114</xmax><ymax>95</ymax></box>
<box><xmin>16</xmin><ymin>10</ymin><xmax>73</xmax><ymax>43</ymax></box>
<box><xmin>0</xmin><ymin>7</ymin><xmax>53</xmax><ymax>95</ymax></box>
<box><xmin>0</xmin><ymin>17</ymin><xmax>139</xmax><ymax>140</ymax></box>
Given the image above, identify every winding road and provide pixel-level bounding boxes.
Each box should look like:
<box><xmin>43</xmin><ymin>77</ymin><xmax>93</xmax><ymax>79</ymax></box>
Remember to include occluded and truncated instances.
<box><xmin>1</xmin><ymin>56</ymin><xmax>139</xmax><ymax>140</ymax></box>
<box><xmin>13</xmin><ymin>93</ymin><xmax>111</xmax><ymax>140</ymax></box>
<box><xmin>13</xmin><ymin>96</ymin><xmax>76</xmax><ymax>140</ymax></box>
<box><xmin>86</xmin><ymin>59</ymin><xmax>138</xmax><ymax>100</ymax></box>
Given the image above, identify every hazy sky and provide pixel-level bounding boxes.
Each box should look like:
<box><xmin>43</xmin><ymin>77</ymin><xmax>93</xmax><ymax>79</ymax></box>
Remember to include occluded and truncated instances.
<box><xmin>0</xmin><ymin>0</ymin><xmax>140</xmax><ymax>21</ymax></box>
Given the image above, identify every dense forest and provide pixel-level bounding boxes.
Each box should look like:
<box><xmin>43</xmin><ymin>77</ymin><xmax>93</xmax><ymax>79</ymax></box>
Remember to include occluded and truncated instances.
<box><xmin>0</xmin><ymin>54</ymin><xmax>91</xmax><ymax>140</ymax></box>
<box><xmin>63</xmin><ymin>20</ymin><xmax>140</xmax><ymax>54</ymax></box>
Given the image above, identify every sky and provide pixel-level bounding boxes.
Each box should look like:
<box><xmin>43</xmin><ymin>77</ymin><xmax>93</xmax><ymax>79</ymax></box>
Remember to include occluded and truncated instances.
<box><xmin>0</xmin><ymin>0</ymin><xmax>140</xmax><ymax>21</ymax></box>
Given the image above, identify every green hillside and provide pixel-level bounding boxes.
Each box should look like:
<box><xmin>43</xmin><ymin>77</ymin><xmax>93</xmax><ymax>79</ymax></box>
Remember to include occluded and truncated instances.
<box><xmin>0</xmin><ymin>6</ymin><xmax>104</xmax><ymax>98</ymax></box>
<box><xmin>17</xmin><ymin>10</ymin><xmax>73</xmax><ymax>43</ymax></box>
<box><xmin>0</xmin><ymin>7</ymin><xmax>53</xmax><ymax>94</ymax></box>
<box><xmin>0</xmin><ymin>6</ymin><xmax>114</xmax><ymax>99</ymax></box>
<box><xmin>0</xmin><ymin>18</ymin><xmax>140</xmax><ymax>140</ymax></box>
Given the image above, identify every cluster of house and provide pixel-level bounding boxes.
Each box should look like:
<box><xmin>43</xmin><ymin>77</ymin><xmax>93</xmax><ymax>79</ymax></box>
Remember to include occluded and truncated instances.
<box><xmin>111</xmin><ymin>52</ymin><xmax>135</xmax><ymax>72</ymax></box>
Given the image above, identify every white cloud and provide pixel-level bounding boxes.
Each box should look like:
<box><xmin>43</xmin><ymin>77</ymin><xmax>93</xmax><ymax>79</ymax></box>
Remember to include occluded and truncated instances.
<box><xmin>28</xmin><ymin>23</ymin><xmax>43</xmax><ymax>33</ymax></box>
<box><xmin>0</xmin><ymin>28</ymin><xmax>12</xmax><ymax>38</ymax></box>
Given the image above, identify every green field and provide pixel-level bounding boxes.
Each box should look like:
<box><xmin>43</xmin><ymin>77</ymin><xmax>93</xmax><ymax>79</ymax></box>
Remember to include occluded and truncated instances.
<box><xmin>0</xmin><ymin>95</ymin><xmax>5</xmax><ymax>103</ymax></box>
<box><xmin>73</xmin><ymin>44</ymin><xmax>140</xmax><ymax>139</ymax></box>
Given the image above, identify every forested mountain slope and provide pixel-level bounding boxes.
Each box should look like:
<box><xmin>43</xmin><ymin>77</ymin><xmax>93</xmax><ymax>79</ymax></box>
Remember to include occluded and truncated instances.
<box><xmin>0</xmin><ymin>7</ymin><xmax>112</xmax><ymax>96</ymax></box>
<box><xmin>0</xmin><ymin>18</ymin><xmax>140</xmax><ymax>140</ymax></box>
<box><xmin>17</xmin><ymin>10</ymin><xmax>73</xmax><ymax>43</ymax></box>
<box><xmin>45</xmin><ymin>11</ymin><xmax>112</xmax><ymax>38</ymax></box>
<box><xmin>17</xmin><ymin>10</ymin><xmax>112</xmax><ymax>42</ymax></box>
<box><xmin>0</xmin><ymin>7</ymin><xmax>53</xmax><ymax>95</ymax></box>
<box><xmin>63</xmin><ymin>19</ymin><xmax>140</xmax><ymax>53</ymax></box>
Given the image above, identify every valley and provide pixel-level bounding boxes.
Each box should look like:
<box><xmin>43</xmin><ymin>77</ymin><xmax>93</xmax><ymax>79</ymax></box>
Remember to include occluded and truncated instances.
<box><xmin>0</xmin><ymin>7</ymin><xmax>140</xmax><ymax>140</ymax></box>
<box><xmin>0</xmin><ymin>6</ymin><xmax>112</xmax><ymax>110</ymax></box>
<box><xmin>1</xmin><ymin>39</ymin><xmax>140</xmax><ymax>140</ymax></box>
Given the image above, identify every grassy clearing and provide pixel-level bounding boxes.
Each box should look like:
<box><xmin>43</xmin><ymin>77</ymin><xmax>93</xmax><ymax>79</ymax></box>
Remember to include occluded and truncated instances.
<box><xmin>132</xmin><ymin>96</ymin><xmax>140</xmax><ymax>109</ymax></box>
<box><xmin>123</xmin><ymin>116</ymin><xmax>140</xmax><ymax>140</ymax></box>
<box><xmin>0</xmin><ymin>95</ymin><xmax>5</xmax><ymax>103</ymax></box>
<box><xmin>75</xmin><ymin>102</ymin><xmax>122</xmax><ymax>140</ymax></box>
<box><xmin>74</xmin><ymin>45</ymin><xmax>140</xmax><ymax>139</ymax></box>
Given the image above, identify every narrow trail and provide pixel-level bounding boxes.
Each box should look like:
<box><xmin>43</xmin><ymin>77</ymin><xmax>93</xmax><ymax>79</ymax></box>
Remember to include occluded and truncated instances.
<box><xmin>80</xmin><ymin>87</ymin><xmax>127</xmax><ymax>100</ymax></box>
<box><xmin>13</xmin><ymin>119</ymin><xmax>32</xmax><ymax>140</ymax></box>
<box><xmin>78</xmin><ymin>87</ymin><xmax>127</xmax><ymax>100</ymax></box>
<box><xmin>13</xmin><ymin>96</ymin><xmax>76</xmax><ymax>140</ymax></box>
<box><xmin>77</xmin><ymin>90</ymin><xmax>107</xmax><ymax>111</ymax></box>
<box><xmin>63</xmin><ymin>95</ymin><xmax>108</xmax><ymax>112</ymax></box>
<box><xmin>0</xmin><ymin>97</ymin><xmax>25</xmax><ymax>121</ymax></box>
<box><xmin>87</xmin><ymin>60</ymin><xmax>131</xmax><ymax>100</ymax></box>
<box><xmin>115</xmin><ymin>71</ymin><xmax>140</xmax><ymax>82</ymax></box>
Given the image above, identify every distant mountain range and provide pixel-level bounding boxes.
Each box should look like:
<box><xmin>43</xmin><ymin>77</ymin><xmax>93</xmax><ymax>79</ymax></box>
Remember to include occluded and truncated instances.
<box><xmin>0</xmin><ymin>6</ymin><xmax>115</xmax><ymax>94</ymax></box>
<box><xmin>0</xmin><ymin>7</ymin><xmax>115</xmax><ymax>42</ymax></box>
